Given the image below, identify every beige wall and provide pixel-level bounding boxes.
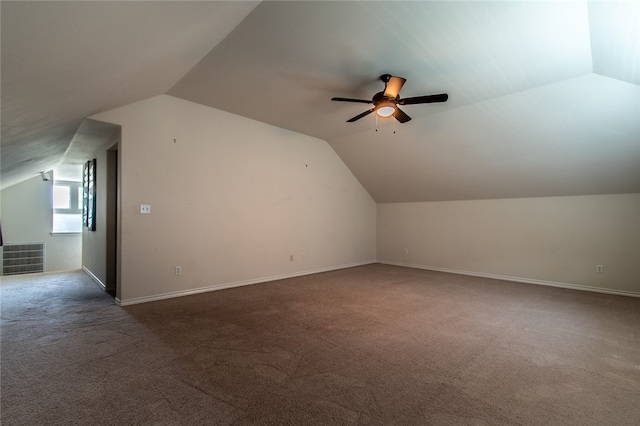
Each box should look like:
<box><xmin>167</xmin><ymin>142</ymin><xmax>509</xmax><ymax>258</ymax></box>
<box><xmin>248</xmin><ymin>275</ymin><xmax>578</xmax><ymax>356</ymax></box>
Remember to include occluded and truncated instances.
<box><xmin>90</xmin><ymin>95</ymin><xmax>376</xmax><ymax>304</ymax></box>
<box><xmin>377</xmin><ymin>194</ymin><xmax>640</xmax><ymax>295</ymax></box>
<box><xmin>81</xmin><ymin>133</ymin><xmax>120</xmax><ymax>292</ymax></box>
<box><xmin>1</xmin><ymin>176</ymin><xmax>82</xmax><ymax>273</ymax></box>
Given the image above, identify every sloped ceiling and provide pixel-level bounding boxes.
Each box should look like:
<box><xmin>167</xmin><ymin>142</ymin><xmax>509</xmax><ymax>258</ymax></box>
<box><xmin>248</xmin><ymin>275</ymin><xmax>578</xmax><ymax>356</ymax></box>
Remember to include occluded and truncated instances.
<box><xmin>2</xmin><ymin>1</ymin><xmax>639</xmax><ymax>203</ymax></box>
<box><xmin>1</xmin><ymin>0</ymin><xmax>260</xmax><ymax>189</ymax></box>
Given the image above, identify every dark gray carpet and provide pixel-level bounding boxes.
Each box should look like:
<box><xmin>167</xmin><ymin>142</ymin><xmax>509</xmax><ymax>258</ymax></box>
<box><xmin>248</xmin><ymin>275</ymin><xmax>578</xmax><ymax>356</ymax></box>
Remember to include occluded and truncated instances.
<box><xmin>1</xmin><ymin>264</ymin><xmax>639</xmax><ymax>425</ymax></box>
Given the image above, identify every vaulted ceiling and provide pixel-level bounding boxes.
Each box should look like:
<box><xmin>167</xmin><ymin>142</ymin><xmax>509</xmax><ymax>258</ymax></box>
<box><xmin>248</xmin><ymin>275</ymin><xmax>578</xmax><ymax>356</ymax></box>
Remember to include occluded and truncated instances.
<box><xmin>2</xmin><ymin>1</ymin><xmax>639</xmax><ymax>202</ymax></box>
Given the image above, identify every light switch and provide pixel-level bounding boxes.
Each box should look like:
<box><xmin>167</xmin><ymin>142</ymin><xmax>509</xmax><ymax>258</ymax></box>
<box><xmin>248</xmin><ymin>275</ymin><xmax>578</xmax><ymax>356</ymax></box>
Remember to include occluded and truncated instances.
<box><xmin>140</xmin><ymin>204</ymin><xmax>151</xmax><ymax>214</ymax></box>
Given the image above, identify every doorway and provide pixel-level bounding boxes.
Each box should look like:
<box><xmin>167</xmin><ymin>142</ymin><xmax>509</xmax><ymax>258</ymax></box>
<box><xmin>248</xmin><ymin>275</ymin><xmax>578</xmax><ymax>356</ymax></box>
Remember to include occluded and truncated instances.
<box><xmin>105</xmin><ymin>143</ymin><xmax>119</xmax><ymax>299</ymax></box>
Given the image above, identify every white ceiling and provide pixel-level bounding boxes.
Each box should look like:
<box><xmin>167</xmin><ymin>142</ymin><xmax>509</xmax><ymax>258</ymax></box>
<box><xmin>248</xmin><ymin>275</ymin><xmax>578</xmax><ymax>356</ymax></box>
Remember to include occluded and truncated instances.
<box><xmin>2</xmin><ymin>1</ymin><xmax>639</xmax><ymax>202</ymax></box>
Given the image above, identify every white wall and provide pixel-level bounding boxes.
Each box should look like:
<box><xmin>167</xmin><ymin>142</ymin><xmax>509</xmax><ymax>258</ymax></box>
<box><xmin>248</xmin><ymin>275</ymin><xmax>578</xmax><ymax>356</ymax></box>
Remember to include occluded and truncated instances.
<box><xmin>90</xmin><ymin>95</ymin><xmax>376</xmax><ymax>304</ymax></box>
<box><xmin>0</xmin><ymin>176</ymin><xmax>82</xmax><ymax>273</ymax></box>
<box><xmin>377</xmin><ymin>194</ymin><xmax>640</xmax><ymax>295</ymax></box>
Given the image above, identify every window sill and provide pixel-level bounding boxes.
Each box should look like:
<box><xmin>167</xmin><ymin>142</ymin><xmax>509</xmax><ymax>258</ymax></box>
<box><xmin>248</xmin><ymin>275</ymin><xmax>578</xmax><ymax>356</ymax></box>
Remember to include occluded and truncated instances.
<box><xmin>50</xmin><ymin>232</ymin><xmax>82</xmax><ymax>236</ymax></box>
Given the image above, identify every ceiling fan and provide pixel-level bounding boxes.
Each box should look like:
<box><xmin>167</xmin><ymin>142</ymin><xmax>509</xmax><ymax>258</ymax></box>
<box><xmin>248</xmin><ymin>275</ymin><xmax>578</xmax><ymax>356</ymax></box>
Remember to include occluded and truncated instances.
<box><xmin>331</xmin><ymin>74</ymin><xmax>448</xmax><ymax>123</ymax></box>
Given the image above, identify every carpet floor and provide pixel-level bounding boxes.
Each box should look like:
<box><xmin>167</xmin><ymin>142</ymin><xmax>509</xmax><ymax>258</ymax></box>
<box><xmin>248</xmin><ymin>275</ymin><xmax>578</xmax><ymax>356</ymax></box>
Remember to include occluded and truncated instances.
<box><xmin>1</xmin><ymin>264</ymin><xmax>639</xmax><ymax>425</ymax></box>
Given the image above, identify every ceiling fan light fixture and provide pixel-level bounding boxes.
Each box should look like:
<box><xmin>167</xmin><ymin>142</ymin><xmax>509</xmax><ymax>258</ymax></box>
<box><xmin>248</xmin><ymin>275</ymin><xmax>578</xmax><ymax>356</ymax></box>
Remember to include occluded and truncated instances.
<box><xmin>332</xmin><ymin>74</ymin><xmax>447</xmax><ymax>123</ymax></box>
<box><xmin>376</xmin><ymin>104</ymin><xmax>395</xmax><ymax>118</ymax></box>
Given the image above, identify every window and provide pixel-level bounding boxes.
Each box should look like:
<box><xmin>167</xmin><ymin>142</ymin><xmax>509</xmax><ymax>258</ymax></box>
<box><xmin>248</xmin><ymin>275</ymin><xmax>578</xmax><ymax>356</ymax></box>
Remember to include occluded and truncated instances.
<box><xmin>52</xmin><ymin>180</ymin><xmax>83</xmax><ymax>233</ymax></box>
<box><xmin>83</xmin><ymin>159</ymin><xmax>96</xmax><ymax>231</ymax></box>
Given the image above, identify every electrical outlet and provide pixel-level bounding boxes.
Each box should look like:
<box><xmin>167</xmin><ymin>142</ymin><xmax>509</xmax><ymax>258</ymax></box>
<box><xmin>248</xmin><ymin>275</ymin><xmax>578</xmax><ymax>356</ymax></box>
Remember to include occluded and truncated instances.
<box><xmin>596</xmin><ymin>265</ymin><xmax>603</xmax><ymax>274</ymax></box>
<box><xmin>404</xmin><ymin>248</ymin><xmax>409</xmax><ymax>254</ymax></box>
<box><xmin>140</xmin><ymin>204</ymin><xmax>151</xmax><ymax>214</ymax></box>
<box><xmin>175</xmin><ymin>266</ymin><xmax>182</xmax><ymax>275</ymax></box>
<box><xmin>289</xmin><ymin>255</ymin><xmax>294</xmax><ymax>262</ymax></box>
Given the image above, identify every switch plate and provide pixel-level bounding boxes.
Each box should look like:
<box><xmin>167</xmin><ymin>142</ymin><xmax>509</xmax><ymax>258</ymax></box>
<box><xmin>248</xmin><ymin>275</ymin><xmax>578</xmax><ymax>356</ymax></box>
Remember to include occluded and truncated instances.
<box><xmin>140</xmin><ymin>204</ymin><xmax>151</xmax><ymax>214</ymax></box>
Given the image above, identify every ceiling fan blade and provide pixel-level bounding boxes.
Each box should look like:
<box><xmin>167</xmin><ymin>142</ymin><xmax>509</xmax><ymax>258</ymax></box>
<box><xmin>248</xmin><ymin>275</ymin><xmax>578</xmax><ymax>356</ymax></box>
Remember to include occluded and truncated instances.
<box><xmin>394</xmin><ymin>107</ymin><xmax>411</xmax><ymax>123</ymax></box>
<box><xmin>383</xmin><ymin>76</ymin><xmax>406</xmax><ymax>98</ymax></box>
<box><xmin>346</xmin><ymin>108</ymin><xmax>375</xmax><ymax>122</ymax></box>
<box><xmin>331</xmin><ymin>97</ymin><xmax>372</xmax><ymax>104</ymax></box>
<box><xmin>399</xmin><ymin>93</ymin><xmax>448</xmax><ymax>105</ymax></box>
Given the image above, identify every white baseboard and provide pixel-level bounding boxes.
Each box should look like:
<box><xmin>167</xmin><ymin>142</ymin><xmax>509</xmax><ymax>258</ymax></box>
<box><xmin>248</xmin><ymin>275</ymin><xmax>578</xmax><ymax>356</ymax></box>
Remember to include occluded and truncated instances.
<box><xmin>378</xmin><ymin>261</ymin><xmax>640</xmax><ymax>298</ymax></box>
<box><xmin>116</xmin><ymin>260</ymin><xmax>376</xmax><ymax>306</ymax></box>
<box><xmin>82</xmin><ymin>266</ymin><xmax>116</xmax><ymax>293</ymax></box>
<box><xmin>83</xmin><ymin>266</ymin><xmax>106</xmax><ymax>290</ymax></box>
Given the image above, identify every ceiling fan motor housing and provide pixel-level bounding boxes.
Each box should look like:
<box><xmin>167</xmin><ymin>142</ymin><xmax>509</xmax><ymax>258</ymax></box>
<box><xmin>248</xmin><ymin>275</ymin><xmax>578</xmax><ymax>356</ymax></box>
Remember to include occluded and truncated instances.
<box><xmin>372</xmin><ymin>91</ymin><xmax>398</xmax><ymax>106</ymax></box>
